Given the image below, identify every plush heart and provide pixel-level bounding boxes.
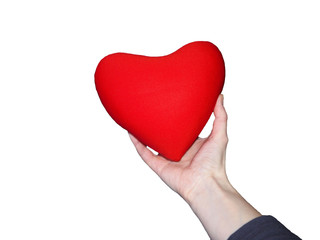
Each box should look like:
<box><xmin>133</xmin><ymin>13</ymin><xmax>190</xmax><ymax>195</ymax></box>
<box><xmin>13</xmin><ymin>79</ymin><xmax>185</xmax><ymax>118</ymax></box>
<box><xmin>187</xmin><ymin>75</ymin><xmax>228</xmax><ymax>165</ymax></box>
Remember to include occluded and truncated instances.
<box><xmin>95</xmin><ymin>41</ymin><xmax>225</xmax><ymax>161</ymax></box>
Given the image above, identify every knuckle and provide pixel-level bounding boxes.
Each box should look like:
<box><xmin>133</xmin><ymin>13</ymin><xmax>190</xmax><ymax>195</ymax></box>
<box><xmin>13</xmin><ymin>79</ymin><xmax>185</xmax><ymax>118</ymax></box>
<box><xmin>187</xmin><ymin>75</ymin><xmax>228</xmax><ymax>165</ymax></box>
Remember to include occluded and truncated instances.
<box><xmin>221</xmin><ymin>135</ymin><xmax>229</xmax><ymax>144</ymax></box>
<box><xmin>222</xmin><ymin>112</ymin><xmax>228</xmax><ymax>121</ymax></box>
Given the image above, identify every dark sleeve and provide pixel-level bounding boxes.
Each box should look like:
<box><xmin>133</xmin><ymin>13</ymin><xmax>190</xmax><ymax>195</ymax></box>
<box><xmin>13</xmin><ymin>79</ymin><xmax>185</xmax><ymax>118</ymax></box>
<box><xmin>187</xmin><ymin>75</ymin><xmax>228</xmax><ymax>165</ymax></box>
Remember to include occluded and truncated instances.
<box><xmin>227</xmin><ymin>215</ymin><xmax>301</xmax><ymax>240</ymax></box>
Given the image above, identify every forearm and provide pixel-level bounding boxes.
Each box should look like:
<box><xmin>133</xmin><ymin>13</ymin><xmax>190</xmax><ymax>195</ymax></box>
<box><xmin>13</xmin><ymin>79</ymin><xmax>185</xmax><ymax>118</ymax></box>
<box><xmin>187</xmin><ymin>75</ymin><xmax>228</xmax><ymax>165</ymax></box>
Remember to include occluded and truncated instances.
<box><xmin>187</xmin><ymin>176</ymin><xmax>261</xmax><ymax>240</ymax></box>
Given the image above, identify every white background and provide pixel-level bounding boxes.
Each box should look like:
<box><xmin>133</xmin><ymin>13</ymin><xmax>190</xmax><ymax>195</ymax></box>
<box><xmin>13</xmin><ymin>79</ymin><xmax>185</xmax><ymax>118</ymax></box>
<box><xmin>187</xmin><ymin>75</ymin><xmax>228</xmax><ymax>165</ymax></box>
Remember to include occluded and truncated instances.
<box><xmin>0</xmin><ymin>1</ymin><xmax>319</xmax><ymax>239</ymax></box>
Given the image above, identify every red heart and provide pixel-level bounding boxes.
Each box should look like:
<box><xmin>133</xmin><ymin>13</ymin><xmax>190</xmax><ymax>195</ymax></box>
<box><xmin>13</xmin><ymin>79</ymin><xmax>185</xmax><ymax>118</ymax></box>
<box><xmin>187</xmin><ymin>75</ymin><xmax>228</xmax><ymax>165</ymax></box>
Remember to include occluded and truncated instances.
<box><xmin>95</xmin><ymin>41</ymin><xmax>225</xmax><ymax>161</ymax></box>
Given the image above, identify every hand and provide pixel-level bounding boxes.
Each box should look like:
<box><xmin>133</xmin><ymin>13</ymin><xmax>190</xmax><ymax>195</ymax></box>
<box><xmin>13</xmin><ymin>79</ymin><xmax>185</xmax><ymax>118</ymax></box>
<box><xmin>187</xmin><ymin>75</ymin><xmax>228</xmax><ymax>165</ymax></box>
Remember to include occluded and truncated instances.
<box><xmin>129</xmin><ymin>94</ymin><xmax>261</xmax><ymax>240</ymax></box>
<box><xmin>128</xmin><ymin>94</ymin><xmax>229</xmax><ymax>203</ymax></box>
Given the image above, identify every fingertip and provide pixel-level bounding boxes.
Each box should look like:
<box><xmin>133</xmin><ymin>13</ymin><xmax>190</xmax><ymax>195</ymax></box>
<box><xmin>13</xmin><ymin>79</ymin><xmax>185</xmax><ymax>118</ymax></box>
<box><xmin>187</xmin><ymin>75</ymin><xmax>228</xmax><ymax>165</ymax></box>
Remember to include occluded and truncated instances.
<box><xmin>210</xmin><ymin>94</ymin><xmax>228</xmax><ymax>141</ymax></box>
<box><xmin>128</xmin><ymin>131</ymin><xmax>132</xmax><ymax>139</ymax></box>
<box><xmin>214</xmin><ymin>94</ymin><xmax>225</xmax><ymax>114</ymax></box>
<box><xmin>218</xmin><ymin>94</ymin><xmax>225</xmax><ymax>107</ymax></box>
<box><xmin>128</xmin><ymin>132</ymin><xmax>138</xmax><ymax>145</ymax></box>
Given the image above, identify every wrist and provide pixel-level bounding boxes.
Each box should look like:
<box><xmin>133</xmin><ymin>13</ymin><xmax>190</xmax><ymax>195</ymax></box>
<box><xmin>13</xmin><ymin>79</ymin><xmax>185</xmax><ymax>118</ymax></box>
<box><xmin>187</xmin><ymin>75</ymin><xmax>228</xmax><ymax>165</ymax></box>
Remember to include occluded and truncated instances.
<box><xmin>186</xmin><ymin>173</ymin><xmax>235</xmax><ymax>206</ymax></box>
<box><xmin>186</xmin><ymin>175</ymin><xmax>261</xmax><ymax>240</ymax></box>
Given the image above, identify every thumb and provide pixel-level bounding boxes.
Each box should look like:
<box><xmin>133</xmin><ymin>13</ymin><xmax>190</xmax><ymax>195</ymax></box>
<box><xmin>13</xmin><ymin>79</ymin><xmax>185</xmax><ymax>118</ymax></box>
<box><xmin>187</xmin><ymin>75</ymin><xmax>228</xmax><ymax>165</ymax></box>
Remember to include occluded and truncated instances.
<box><xmin>208</xmin><ymin>94</ymin><xmax>228</xmax><ymax>144</ymax></box>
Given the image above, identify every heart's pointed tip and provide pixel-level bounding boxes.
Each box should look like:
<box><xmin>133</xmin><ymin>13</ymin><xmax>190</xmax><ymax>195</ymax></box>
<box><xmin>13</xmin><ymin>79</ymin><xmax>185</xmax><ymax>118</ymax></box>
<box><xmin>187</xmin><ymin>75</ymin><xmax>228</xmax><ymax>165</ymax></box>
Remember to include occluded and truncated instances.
<box><xmin>156</xmin><ymin>150</ymin><xmax>178</xmax><ymax>162</ymax></box>
<box><xmin>161</xmin><ymin>153</ymin><xmax>183</xmax><ymax>162</ymax></box>
<box><xmin>172</xmin><ymin>159</ymin><xmax>182</xmax><ymax>162</ymax></box>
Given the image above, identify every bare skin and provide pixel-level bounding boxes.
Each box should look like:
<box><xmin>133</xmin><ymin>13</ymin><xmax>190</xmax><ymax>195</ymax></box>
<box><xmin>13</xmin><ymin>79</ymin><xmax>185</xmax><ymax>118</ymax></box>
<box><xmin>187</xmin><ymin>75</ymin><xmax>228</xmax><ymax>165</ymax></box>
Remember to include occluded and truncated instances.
<box><xmin>128</xmin><ymin>94</ymin><xmax>261</xmax><ymax>240</ymax></box>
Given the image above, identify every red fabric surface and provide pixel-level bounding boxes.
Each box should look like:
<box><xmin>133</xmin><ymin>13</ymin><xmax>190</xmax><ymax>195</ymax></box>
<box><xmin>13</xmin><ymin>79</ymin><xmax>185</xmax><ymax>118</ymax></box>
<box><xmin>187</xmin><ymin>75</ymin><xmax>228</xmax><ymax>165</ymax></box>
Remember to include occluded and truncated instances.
<box><xmin>95</xmin><ymin>41</ymin><xmax>225</xmax><ymax>161</ymax></box>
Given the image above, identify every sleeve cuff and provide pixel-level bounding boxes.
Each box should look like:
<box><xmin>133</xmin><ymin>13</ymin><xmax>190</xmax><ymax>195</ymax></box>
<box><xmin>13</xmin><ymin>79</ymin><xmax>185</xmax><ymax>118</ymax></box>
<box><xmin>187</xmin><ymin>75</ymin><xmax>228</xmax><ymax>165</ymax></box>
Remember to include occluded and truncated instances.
<box><xmin>227</xmin><ymin>215</ymin><xmax>301</xmax><ymax>240</ymax></box>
